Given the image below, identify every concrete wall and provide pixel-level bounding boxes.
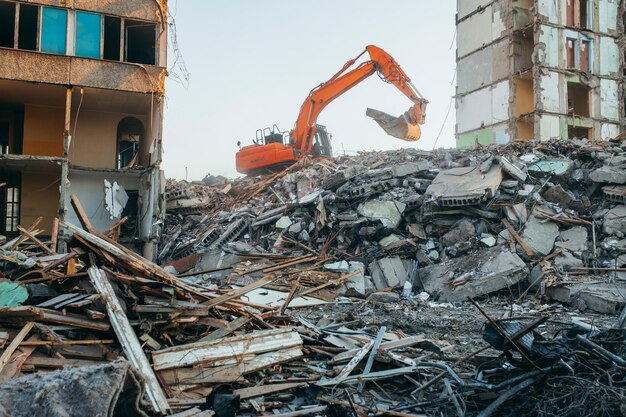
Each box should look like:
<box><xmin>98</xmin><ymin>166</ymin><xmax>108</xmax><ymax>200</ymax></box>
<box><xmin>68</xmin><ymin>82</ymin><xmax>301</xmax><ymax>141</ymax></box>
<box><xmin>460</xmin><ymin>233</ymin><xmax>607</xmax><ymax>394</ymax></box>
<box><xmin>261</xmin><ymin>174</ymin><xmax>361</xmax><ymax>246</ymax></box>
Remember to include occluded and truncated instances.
<box><xmin>66</xmin><ymin>170</ymin><xmax>141</xmax><ymax>233</ymax></box>
<box><xmin>457</xmin><ymin>1</ymin><xmax>508</xmax><ymax>57</ymax></box>
<box><xmin>21</xmin><ymin>0</ymin><xmax>165</xmax><ymax>22</ymax></box>
<box><xmin>23</xmin><ymin>105</ymin><xmax>64</xmax><ymax>157</ymax></box>
<box><xmin>457</xmin><ymin>80</ymin><xmax>510</xmax><ymax>133</ymax></box>
<box><xmin>0</xmin><ymin>50</ymin><xmax>166</xmax><ymax>94</ymax></box>
<box><xmin>457</xmin><ymin>123</ymin><xmax>510</xmax><ymax>147</ymax></box>
<box><xmin>21</xmin><ymin>170</ymin><xmax>60</xmax><ymax>232</ymax></box>
<box><xmin>69</xmin><ymin>110</ymin><xmax>150</xmax><ymax>169</ymax></box>
<box><xmin>457</xmin><ymin>40</ymin><xmax>510</xmax><ymax>94</ymax></box>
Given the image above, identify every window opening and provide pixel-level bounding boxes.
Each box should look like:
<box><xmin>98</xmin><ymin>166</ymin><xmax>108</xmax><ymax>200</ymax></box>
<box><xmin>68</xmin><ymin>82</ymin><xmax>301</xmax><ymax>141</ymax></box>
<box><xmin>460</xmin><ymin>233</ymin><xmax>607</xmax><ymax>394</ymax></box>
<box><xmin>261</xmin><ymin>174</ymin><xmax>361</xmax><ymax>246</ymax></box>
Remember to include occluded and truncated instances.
<box><xmin>17</xmin><ymin>3</ymin><xmax>37</xmax><ymax>51</ymax></box>
<box><xmin>125</xmin><ymin>20</ymin><xmax>156</xmax><ymax>65</ymax></box>
<box><xmin>0</xmin><ymin>1</ymin><xmax>16</xmax><ymax>48</ymax></box>
<box><xmin>0</xmin><ymin>121</ymin><xmax>8</xmax><ymax>154</ymax></box>
<box><xmin>75</xmin><ymin>11</ymin><xmax>101</xmax><ymax>58</ymax></box>
<box><xmin>103</xmin><ymin>16</ymin><xmax>121</xmax><ymax>61</ymax></box>
<box><xmin>117</xmin><ymin>117</ymin><xmax>143</xmax><ymax>169</ymax></box>
<box><xmin>41</xmin><ymin>7</ymin><xmax>67</xmax><ymax>54</ymax></box>
<box><xmin>567</xmin><ymin>82</ymin><xmax>590</xmax><ymax>117</ymax></box>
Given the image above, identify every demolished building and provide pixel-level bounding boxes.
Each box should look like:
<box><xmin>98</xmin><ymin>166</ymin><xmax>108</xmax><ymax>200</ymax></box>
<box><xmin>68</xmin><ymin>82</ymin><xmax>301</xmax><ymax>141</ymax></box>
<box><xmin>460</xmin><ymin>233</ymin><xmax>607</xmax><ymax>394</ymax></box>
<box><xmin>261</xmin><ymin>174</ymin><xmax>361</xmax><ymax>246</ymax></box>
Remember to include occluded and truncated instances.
<box><xmin>0</xmin><ymin>0</ymin><xmax>168</xmax><ymax>259</ymax></box>
<box><xmin>456</xmin><ymin>0</ymin><xmax>622</xmax><ymax>146</ymax></box>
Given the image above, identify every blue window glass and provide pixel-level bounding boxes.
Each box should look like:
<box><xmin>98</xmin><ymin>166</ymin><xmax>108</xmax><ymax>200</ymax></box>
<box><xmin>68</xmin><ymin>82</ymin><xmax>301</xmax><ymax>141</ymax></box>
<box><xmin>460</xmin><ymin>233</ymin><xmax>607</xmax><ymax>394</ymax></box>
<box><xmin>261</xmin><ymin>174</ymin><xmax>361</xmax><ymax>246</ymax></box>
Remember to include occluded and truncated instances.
<box><xmin>41</xmin><ymin>7</ymin><xmax>67</xmax><ymax>54</ymax></box>
<box><xmin>75</xmin><ymin>11</ymin><xmax>101</xmax><ymax>58</ymax></box>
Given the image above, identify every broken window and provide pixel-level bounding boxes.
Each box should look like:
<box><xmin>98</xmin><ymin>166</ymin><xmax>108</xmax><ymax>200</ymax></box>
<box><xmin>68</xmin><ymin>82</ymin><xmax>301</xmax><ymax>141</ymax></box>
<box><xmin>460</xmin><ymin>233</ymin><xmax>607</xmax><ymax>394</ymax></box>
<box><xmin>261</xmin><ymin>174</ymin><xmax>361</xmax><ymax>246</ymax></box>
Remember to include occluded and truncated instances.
<box><xmin>75</xmin><ymin>11</ymin><xmax>101</xmax><ymax>58</ymax></box>
<box><xmin>41</xmin><ymin>7</ymin><xmax>67</xmax><ymax>54</ymax></box>
<box><xmin>566</xmin><ymin>0</ymin><xmax>590</xmax><ymax>29</ymax></box>
<box><xmin>125</xmin><ymin>20</ymin><xmax>156</xmax><ymax>65</ymax></box>
<box><xmin>117</xmin><ymin>117</ymin><xmax>143</xmax><ymax>169</ymax></box>
<box><xmin>18</xmin><ymin>4</ymin><xmax>38</xmax><ymax>51</ymax></box>
<box><xmin>0</xmin><ymin>121</ymin><xmax>8</xmax><ymax>154</ymax></box>
<box><xmin>103</xmin><ymin>16</ymin><xmax>121</xmax><ymax>61</ymax></box>
<box><xmin>565</xmin><ymin>36</ymin><xmax>591</xmax><ymax>71</ymax></box>
<box><xmin>0</xmin><ymin>1</ymin><xmax>15</xmax><ymax>48</ymax></box>
<box><xmin>3</xmin><ymin>186</ymin><xmax>20</xmax><ymax>234</ymax></box>
<box><xmin>568</xmin><ymin>126</ymin><xmax>591</xmax><ymax>140</ymax></box>
<box><xmin>567</xmin><ymin>82</ymin><xmax>590</xmax><ymax>117</ymax></box>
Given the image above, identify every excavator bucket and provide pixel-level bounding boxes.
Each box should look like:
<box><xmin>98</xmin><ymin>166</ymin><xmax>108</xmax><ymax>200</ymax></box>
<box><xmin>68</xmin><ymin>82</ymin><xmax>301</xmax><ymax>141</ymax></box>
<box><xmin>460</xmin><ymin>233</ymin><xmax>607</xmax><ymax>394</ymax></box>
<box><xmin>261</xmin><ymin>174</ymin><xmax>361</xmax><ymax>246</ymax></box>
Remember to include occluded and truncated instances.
<box><xmin>366</xmin><ymin>107</ymin><xmax>422</xmax><ymax>142</ymax></box>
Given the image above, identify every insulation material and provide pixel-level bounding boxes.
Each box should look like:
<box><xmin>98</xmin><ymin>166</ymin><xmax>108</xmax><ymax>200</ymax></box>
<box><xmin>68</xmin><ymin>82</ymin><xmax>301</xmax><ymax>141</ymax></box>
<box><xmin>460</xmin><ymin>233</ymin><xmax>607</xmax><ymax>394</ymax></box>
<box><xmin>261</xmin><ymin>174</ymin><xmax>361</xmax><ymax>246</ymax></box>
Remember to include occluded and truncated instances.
<box><xmin>600</xmin><ymin>79</ymin><xmax>619</xmax><ymax>121</ymax></box>
<box><xmin>539</xmin><ymin>72</ymin><xmax>561</xmax><ymax>113</ymax></box>
<box><xmin>104</xmin><ymin>179</ymin><xmax>129</xmax><ymax>219</ymax></box>
<box><xmin>457</xmin><ymin>81</ymin><xmax>509</xmax><ymax>133</ymax></box>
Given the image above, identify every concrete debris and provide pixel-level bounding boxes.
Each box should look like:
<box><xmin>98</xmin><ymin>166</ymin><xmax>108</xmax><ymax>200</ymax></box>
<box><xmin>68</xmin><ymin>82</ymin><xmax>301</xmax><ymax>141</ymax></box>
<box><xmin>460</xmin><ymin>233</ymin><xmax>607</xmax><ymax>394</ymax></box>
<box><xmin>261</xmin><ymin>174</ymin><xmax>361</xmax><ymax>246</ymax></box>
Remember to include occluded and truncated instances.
<box><xmin>589</xmin><ymin>166</ymin><xmax>626</xmax><ymax>184</ymax></box>
<box><xmin>2</xmin><ymin>138</ymin><xmax>626</xmax><ymax>416</ymax></box>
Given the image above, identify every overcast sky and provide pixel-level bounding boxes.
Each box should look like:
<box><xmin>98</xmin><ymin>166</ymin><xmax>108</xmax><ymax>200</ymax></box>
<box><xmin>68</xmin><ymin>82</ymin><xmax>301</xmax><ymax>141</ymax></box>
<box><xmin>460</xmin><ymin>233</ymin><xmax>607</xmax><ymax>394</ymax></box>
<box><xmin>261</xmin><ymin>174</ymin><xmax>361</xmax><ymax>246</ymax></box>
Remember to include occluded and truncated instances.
<box><xmin>162</xmin><ymin>1</ymin><xmax>457</xmax><ymax>180</ymax></box>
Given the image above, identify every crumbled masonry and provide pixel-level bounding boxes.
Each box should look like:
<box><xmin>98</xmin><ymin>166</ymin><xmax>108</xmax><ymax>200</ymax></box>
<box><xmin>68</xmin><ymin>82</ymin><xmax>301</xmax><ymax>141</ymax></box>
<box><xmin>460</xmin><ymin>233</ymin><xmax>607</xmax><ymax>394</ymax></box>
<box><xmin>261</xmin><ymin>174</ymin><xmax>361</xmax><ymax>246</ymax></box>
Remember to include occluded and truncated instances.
<box><xmin>0</xmin><ymin>138</ymin><xmax>624</xmax><ymax>416</ymax></box>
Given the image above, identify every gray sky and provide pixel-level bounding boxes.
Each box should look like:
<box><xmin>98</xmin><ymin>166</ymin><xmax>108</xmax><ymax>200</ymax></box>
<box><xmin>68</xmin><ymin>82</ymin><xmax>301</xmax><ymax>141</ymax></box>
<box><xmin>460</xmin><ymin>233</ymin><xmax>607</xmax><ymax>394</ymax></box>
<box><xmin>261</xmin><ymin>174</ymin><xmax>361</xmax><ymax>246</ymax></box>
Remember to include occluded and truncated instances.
<box><xmin>162</xmin><ymin>0</ymin><xmax>457</xmax><ymax>180</ymax></box>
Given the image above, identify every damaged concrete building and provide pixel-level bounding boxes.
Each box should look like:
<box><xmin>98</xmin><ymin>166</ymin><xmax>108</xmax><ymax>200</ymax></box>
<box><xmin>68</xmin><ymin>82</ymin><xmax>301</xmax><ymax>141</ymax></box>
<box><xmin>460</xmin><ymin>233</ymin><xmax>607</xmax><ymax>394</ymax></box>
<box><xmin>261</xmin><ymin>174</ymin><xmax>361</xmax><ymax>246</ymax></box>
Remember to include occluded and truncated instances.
<box><xmin>0</xmin><ymin>0</ymin><xmax>167</xmax><ymax>259</ymax></box>
<box><xmin>456</xmin><ymin>0</ymin><xmax>622</xmax><ymax>146</ymax></box>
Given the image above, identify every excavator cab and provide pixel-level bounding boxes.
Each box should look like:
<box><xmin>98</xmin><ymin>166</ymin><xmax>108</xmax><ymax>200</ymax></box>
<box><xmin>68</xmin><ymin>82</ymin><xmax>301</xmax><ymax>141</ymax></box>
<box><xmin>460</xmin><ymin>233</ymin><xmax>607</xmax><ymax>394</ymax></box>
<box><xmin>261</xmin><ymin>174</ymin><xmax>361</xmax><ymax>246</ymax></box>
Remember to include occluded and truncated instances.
<box><xmin>310</xmin><ymin>125</ymin><xmax>333</xmax><ymax>158</ymax></box>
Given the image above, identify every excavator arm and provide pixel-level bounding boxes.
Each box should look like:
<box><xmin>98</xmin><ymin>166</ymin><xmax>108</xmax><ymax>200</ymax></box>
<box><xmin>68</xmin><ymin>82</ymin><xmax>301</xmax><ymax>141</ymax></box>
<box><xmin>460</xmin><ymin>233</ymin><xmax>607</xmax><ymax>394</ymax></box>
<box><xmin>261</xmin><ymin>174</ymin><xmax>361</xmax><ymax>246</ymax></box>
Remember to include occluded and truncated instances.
<box><xmin>292</xmin><ymin>45</ymin><xmax>428</xmax><ymax>156</ymax></box>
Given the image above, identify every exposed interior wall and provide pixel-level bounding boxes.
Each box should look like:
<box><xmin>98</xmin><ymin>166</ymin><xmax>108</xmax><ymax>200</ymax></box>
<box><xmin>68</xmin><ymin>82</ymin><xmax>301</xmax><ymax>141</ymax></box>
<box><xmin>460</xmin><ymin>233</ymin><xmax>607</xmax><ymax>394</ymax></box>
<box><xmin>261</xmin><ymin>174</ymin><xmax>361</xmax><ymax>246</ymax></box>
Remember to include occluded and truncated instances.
<box><xmin>457</xmin><ymin>2</ymin><xmax>508</xmax><ymax>58</ymax></box>
<box><xmin>516</xmin><ymin>119</ymin><xmax>535</xmax><ymax>139</ymax></box>
<box><xmin>513</xmin><ymin>77</ymin><xmax>535</xmax><ymax>116</ymax></box>
<box><xmin>66</xmin><ymin>170</ymin><xmax>141</xmax><ymax>233</ymax></box>
<box><xmin>69</xmin><ymin>109</ymin><xmax>149</xmax><ymax>169</ymax></box>
<box><xmin>457</xmin><ymin>40</ymin><xmax>510</xmax><ymax>95</ymax></box>
<box><xmin>457</xmin><ymin>80</ymin><xmax>510</xmax><ymax>134</ymax></box>
<box><xmin>22</xmin><ymin>104</ymin><xmax>64</xmax><ymax>157</ymax></box>
<box><xmin>20</xmin><ymin>170</ymin><xmax>60</xmax><ymax>232</ymax></box>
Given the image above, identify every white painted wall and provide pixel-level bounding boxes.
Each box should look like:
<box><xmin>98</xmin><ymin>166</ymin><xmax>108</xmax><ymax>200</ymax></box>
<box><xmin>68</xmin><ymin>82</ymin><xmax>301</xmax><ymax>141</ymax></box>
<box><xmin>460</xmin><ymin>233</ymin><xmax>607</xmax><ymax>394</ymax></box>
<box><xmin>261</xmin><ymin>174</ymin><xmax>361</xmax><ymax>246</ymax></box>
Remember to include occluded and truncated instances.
<box><xmin>537</xmin><ymin>0</ymin><xmax>559</xmax><ymax>24</ymax></box>
<box><xmin>539</xmin><ymin>114</ymin><xmax>562</xmax><ymax>140</ymax></box>
<box><xmin>457</xmin><ymin>4</ymin><xmax>507</xmax><ymax>57</ymax></box>
<box><xmin>599</xmin><ymin>0</ymin><xmax>618</xmax><ymax>33</ymax></box>
<box><xmin>458</xmin><ymin>0</ymin><xmax>495</xmax><ymax>20</ymax></box>
<box><xmin>457</xmin><ymin>80</ymin><xmax>510</xmax><ymax>132</ymax></box>
<box><xmin>599</xmin><ymin>79</ymin><xmax>619</xmax><ymax>121</ymax></box>
<box><xmin>66</xmin><ymin>170</ymin><xmax>141</xmax><ymax>233</ymax></box>
<box><xmin>600</xmin><ymin>123</ymin><xmax>619</xmax><ymax>139</ymax></box>
<box><xmin>457</xmin><ymin>40</ymin><xmax>510</xmax><ymax>94</ymax></box>
<box><xmin>537</xmin><ymin>25</ymin><xmax>559</xmax><ymax>67</ymax></box>
<box><xmin>539</xmin><ymin>71</ymin><xmax>562</xmax><ymax>113</ymax></box>
<box><xmin>599</xmin><ymin>36</ymin><xmax>619</xmax><ymax>76</ymax></box>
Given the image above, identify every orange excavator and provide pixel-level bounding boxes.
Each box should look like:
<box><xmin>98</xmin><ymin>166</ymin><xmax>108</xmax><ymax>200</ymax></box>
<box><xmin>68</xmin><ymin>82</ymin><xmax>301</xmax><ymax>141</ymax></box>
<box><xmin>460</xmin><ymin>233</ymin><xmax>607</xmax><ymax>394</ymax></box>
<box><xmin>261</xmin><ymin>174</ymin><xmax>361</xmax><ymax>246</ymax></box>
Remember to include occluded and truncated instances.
<box><xmin>235</xmin><ymin>45</ymin><xmax>428</xmax><ymax>175</ymax></box>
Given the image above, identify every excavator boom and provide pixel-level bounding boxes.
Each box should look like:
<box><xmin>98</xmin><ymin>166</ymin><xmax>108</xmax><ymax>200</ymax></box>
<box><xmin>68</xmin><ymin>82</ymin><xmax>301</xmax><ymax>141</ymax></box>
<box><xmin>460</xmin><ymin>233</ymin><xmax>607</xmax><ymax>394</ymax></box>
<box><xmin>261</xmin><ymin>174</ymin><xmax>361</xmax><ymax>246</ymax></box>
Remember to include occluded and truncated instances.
<box><xmin>235</xmin><ymin>45</ymin><xmax>428</xmax><ymax>175</ymax></box>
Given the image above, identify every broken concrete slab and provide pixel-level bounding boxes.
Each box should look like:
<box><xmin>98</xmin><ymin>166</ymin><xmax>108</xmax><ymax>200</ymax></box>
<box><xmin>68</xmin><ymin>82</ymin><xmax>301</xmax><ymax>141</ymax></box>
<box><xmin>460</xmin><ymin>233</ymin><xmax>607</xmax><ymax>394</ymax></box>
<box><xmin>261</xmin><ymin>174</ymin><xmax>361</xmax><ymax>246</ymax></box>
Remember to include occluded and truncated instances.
<box><xmin>603</xmin><ymin>206</ymin><xmax>626</xmax><ymax>235</ymax></box>
<box><xmin>357</xmin><ymin>201</ymin><xmax>406</xmax><ymax>229</ymax></box>
<box><xmin>417</xmin><ymin>246</ymin><xmax>528</xmax><ymax>302</ymax></box>
<box><xmin>554</xmin><ymin>251</ymin><xmax>583</xmax><ymax>268</ymax></box>
<box><xmin>441</xmin><ymin>219</ymin><xmax>474</xmax><ymax>247</ymax></box>
<box><xmin>498</xmin><ymin>157</ymin><xmax>527</xmax><ymax>182</ymax></box>
<box><xmin>369</xmin><ymin>257</ymin><xmax>407</xmax><ymax>290</ymax></box>
<box><xmin>589</xmin><ymin>166</ymin><xmax>626</xmax><ymax>184</ymax></box>
<box><xmin>275</xmin><ymin>216</ymin><xmax>293</xmax><ymax>229</ymax></box>
<box><xmin>389</xmin><ymin>161</ymin><xmax>431</xmax><ymax>178</ymax></box>
<box><xmin>527</xmin><ymin>158</ymin><xmax>573</xmax><ymax>177</ymax></box>
<box><xmin>520</xmin><ymin>214</ymin><xmax>559</xmax><ymax>256</ymax></box>
<box><xmin>555</xmin><ymin>226</ymin><xmax>588</xmax><ymax>253</ymax></box>
<box><xmin>547</xmin><ymin>283</ymin><xmax>626</xmax><ymax>314</ymax></box>
<box><xmin>425</xmin><ymin>165</ymin><xmax>503</xmax><ymax>207</ymax></box>
<box><xmin>543</xmin><ymin>185</ymin><xmax>575</xmax><ymax>208</ymax></box>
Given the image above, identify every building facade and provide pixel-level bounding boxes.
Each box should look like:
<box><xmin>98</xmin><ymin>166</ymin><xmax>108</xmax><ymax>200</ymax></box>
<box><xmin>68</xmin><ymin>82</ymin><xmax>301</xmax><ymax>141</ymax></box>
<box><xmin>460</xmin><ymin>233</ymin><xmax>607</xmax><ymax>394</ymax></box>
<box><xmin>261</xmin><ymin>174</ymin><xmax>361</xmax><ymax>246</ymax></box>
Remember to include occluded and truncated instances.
<box><xmin>456</xmin><ymin>0</ymin><xmax>622</xmax><ymax>146</ymax></box>
<box><xmin>0</xmin><ymin>0</ymin><xmax>167</xmax><ymax>259</ymax></box>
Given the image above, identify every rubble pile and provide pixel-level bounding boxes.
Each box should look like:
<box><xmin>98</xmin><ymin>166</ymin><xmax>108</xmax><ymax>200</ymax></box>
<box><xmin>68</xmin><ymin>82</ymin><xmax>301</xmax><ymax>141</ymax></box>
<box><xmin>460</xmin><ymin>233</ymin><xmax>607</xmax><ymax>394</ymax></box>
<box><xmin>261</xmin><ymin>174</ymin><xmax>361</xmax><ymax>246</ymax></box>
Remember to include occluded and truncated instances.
<box><xmin>0</xmin><ymin>139</ymin><xmax>624</xmax><ymax>416</ymax></box>
<box><xmin>163</xmin><ymin>139</ymin><xmax>626</xmax><ymax>314</ymax></box>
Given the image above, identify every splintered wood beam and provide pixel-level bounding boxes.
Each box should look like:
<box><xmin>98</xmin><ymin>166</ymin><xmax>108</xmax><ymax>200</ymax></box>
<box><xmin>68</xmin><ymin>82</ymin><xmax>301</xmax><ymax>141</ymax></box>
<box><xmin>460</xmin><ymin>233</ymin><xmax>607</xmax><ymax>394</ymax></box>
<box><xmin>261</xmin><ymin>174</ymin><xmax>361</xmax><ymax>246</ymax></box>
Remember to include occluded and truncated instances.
<box><xmin>0</xmin><ymin>322</ymin><xmax>34</xmax><ymax>376</ymax></box>
<box><xmin>17</xmin><ymin>226</ymin><xmax>55</xmax><ymax>255</ymax></box>
<box><xmin>50</xmin><ymin>217</ymin><xmax>59</xmax><ymax>252</ymax></box>
<box><xmin>70</xmin><ymin>194</ymin><xmax>95</xmax><ymax>233</ymax></box>
<box><xmin>88</xmin><ymin>267</ymin><xmax>170</xmax><ymax>414</ymax></box>
<box><xmin>501</xmin><ymin>219</ymin><xmax>534</xmax><ymax>257</ymax></box>
<box><xmin>202</xmin><ymin>275</ymin><xmax>275</xmax><ymax>309</ymax></box>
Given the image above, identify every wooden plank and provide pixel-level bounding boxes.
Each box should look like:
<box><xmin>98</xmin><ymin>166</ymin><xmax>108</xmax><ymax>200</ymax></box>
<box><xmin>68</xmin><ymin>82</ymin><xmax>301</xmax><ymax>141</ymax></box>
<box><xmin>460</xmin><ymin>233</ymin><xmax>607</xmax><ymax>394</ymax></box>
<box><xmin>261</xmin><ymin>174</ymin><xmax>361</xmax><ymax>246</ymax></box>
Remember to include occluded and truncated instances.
<box><xmin>160</xmin><ymin>346</ymin><xmax>303</xmax><ymax>385</ymax></box>
<box><xmin>23</xmin><ymin>356</ymin><xmax>104</xmax><ymax>369</ymax></box>
<box><xmin>70</xmin><ymin>194</ymin><xmax>95</xmax><ymax>233</ymax></box>
<box><xmin>0</xmin><ymin>322</ymin><xmax>34</xmax><ymax>375</ymax></box>
<box><xmin>50</xmin><ymin>217</ymin><xmax>59</xmax><ymax>252</ymax></box>
<box><xmin>316</xmin><ymin>341</ymin><xmax>373</xmax><ymax>387</ymax></box>
<box><xmin>234</xmin><ymin>382</ymin><xmax>306</xmax><ymax>400</ymax></box>
<box><xmin>88</xmin><ymin>267</ymin><xmax>170</xmax><ymax>414</ymax></box>
<box><xmin>0</xmin><ymin>334</ymin><xmax>40</xmax><ymax>382</ymax></box>
<box><xmin>502</xmin><ymin>219</ymin><xmax>534</xmax><ymax>257</ymax></box>
<box><xmin>0</xmin><ymin>306</ymin><xmax>109</xmax><ymax>331</ymax></box>
<box><xmin>152</xmin><ymin>328</ymin><xmax>302</xmax><ymax>371</ymax></box>
<box><xmin>330</xmin><ymin>335</ymin><xmax>426</xmax><ymax>364</ymax></box>
<box><xmin>268</xmin><ymin>406</ymin><xmax>328</xmax><ymax>417</ymax></box>
<box><xmin>197</xmin><ymin>316</ymin><xmax>250</xmax><ymax>343</ymax></box>
<box><xmin>202</xmin><ymin>275</ymin><xmax>275</xmax><ymax>309</ymax></box>
<box><xmin>17</xmin><ymin>226</ymin><xmax>55</xmax><ymax>255</ymax></box>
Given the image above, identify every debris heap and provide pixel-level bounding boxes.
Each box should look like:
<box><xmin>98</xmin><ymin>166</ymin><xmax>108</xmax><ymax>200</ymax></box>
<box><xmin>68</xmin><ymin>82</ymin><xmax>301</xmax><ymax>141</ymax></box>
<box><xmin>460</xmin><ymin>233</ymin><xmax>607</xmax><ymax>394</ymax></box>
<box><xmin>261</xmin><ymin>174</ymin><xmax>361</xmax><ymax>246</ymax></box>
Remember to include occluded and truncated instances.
<box><xmin>0</xmin><ymin>138</ymin><xmax>624</xmax><ymax>417</ymax></box>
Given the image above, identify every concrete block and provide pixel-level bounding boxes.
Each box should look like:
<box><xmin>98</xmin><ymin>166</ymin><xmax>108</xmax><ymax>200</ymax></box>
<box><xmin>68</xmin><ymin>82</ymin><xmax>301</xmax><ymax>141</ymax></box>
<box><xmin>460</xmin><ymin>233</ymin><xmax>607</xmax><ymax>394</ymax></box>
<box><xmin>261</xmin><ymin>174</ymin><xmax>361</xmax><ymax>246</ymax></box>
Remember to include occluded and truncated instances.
<box><xmin>548</xmin><ymin>283</ymin><xmax>626</xmax><ymax>314</ymax></box>
<box><xmin>589</xmin><ymin>166</ymin><xmax>626</xmax><ymax>184</ymax></box>
<box><xmin>418</xmin><ymin>246</ymin><xmax>528</xmax><ymax>302</ymax></box>
<box><xmin>357</xmin><ymin>201</ymin><xmax>406</xmax><ymax>228</ymax></box>
<box><xmin>369</xmin><ymin>257</ymin><xmax>407</xmax><ymax>290</ymax></box>
<box><xmin>603</xmin><ymin>206</ymin><xmax>626</xmax><ymax>235</ymax></box>
<box><xmin>521</xmin><ymin>214</ymin><xmax>559</xmax><ymax>256</ymax></box>
<box><xmin>555</xmin><ymin>226</ymin><xmax>588</xmax><ymax>253</ymax></box>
